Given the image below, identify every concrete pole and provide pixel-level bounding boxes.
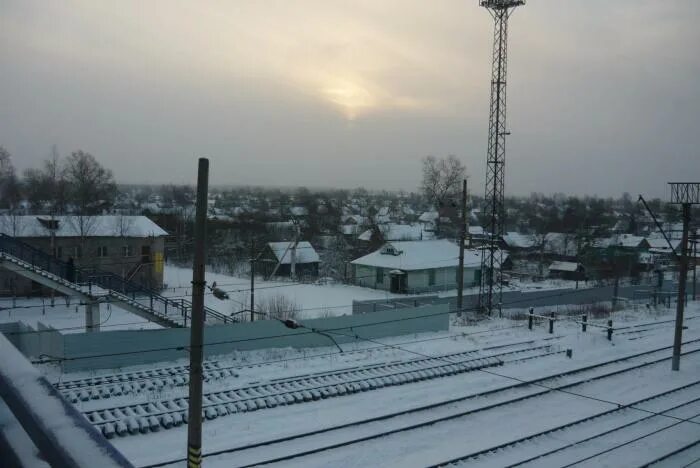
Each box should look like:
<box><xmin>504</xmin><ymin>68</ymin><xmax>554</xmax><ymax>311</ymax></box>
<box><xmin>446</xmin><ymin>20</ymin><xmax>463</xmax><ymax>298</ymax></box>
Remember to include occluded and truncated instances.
<box><xmin>457</xmin><ymin>179</ymin><xmax>467</xmax><ymax>316</ymax></box>
<box><xmin>250</xmin><ymin>239</ymin><xmax>255</xmax><ymax>322</ymax></box>
<box><xmin>187</xmin><ymin>158</ymin><xmax>209</xmax><ymax>467</ymax></box>
<box><xmin>672</xmin><ymin>203</ymin><xmax>691</xmax><ymax>371</ymax></box>
<box><xmin>85</xmin><ymin>302</ymin><xmax>99</xmax><ymax>332</ymax></box>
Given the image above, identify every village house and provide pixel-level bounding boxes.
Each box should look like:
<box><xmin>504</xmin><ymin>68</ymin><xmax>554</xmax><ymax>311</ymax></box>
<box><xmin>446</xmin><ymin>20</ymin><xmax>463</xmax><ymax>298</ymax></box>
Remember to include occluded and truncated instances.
<box><xmin>350</xmin><ymin>239</ymin><xmax>483</xmax><ymax>294</ymax></box>
<box><xmin>258</xmin><ymin>241</ymin><xmax>320</xmax><ymax>279</ymax></box>
<box><xmin>547</xmin><ymin>261</ymin><xmax>586</xmax><ymax>281</ymax></box>
<box><xmin>0</xmin><ymin>215</ymin><xmax>168</xmax><ymax>295</ymax></box>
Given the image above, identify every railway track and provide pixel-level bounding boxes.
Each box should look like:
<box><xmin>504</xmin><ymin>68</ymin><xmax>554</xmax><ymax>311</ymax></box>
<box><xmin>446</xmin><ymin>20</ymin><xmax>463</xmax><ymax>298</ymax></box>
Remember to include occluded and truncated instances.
<box><xmin>89</xmin><ymin>343</ymin><xmax>562</xmax><ymax>438</ymax></box>
<box><xmin>431</xmin><ymin>379</ymin><xmax>700</xmax><ymax>467</ymax></box>
<box><xmin>59</xmin><ymin>335</ymin><xmax>556</xmax><ymax>404</ymax></box>
<box><xmin>142</xmin><ymin>338</ymin><xmax>700</xmax><ymax>468</ymax></box>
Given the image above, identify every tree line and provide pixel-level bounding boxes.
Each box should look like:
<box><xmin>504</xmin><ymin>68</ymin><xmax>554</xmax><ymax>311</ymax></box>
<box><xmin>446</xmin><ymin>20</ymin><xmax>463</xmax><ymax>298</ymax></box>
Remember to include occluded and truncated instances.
<box><xmin>0</xmin><ymin>145</ymin><xmax>117</xmax><ymax>216</ymax></box>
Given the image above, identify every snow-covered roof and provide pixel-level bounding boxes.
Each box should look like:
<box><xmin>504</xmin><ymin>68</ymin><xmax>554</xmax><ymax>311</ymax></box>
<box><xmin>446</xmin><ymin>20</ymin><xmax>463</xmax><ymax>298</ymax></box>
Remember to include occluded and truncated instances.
<box><xmin>267</xmin><ymin>241</ymin><xmax>319</xmax><ymax>264</ymax></box>
<box><xmin>357</xmin><ymin>224</ymin><xmax>435</xmax><ymax>242</ymax></box>
<box><xmin>351</xmin><ymin>240</ymin><xmax>481</xmax><ymax>270</ymax></box>
<box><xmin>0</xmin><ymin>215</ymin><xmax>167</xmax><ymax>238</ymax></box>
<box><xmin>502</xmin><ymin>232</ymin><xmax>537</xmax><ymax>249</ymax></box>
<box><xmin>646</xmin><ymin>237</ymin><xmax>681</xmax><ymax>251</ymax></box>
<box><xmin>468</xmin><ymin>226</ymin><xmax>485</xmax><ymax>236</ymax></box>
<box><xmin>596</xmin><ymin>234</ymin><xmax>648</xmax><ymax>249</ymax></box>
<box><xmin>289</xmin><ymin>206</ymin><xmax>308</xmax><ymax>216</ymax></box>
<box><xmin>548</xmin><ymin>261</ymin><xmax>581</xmax><ymax>272</ymax></box>
<box><xmin>418</xmin><ymin>211</ymin><xmax>439</xmax><ymax>223</ymax></box>
<box><xmin>544</xmin><ymin>232</ymin><xmax>578</xmax><ymax>257</ymax></box>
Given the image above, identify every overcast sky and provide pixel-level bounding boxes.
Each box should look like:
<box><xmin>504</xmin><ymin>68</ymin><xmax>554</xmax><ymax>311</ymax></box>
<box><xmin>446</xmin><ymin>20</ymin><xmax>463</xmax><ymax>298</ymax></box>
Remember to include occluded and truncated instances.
<box><xmin>1</xmin><ymin>1</ymin><xmax>699</xmax><ymax>198</ymax></box>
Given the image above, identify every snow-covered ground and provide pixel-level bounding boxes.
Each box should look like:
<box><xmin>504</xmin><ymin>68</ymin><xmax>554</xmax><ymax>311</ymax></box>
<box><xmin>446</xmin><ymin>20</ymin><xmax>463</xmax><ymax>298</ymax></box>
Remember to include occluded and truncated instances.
<box><xmin>162</xmin><ymin>264</ymin><xmax>587</xmax><ymax>319</ymax></box>
<box><xmin>163</xmin><ymin>264</ymin><xmax>406</xmax><ymax>318</ymax></box>
<box><xmin>35</xmin><ymin>300</ymin><xmax>700</xmax><ymax>467</ymax></box>
<box><xmin>0</xmin><ymin>297</ymin><xmax>161</xmax><ymax>333</ymax></box>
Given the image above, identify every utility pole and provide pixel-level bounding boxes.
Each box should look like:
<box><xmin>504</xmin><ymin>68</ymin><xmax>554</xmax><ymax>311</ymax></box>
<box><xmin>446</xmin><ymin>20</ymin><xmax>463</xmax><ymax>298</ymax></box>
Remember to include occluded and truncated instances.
<box><xmin>668</xmin><ymin>182</ymin><xmax>699</xmax><ymax>371</ymax></box>
<box><xmin>457</xmin><ymin>179</ymin><xmax>467</xmax><ymax>316</ymax></box>
<box><xmin>250</xmin><ymin>239</ymin><xmax>255</xmax><ymax>322</ymax></box>
<box><xmin>187</xmin><ymin>158</ymin><xmax>209</xmax><ymax>467</ymax></box>
<box><xmin>692</xmin><ymin>231</ymin><xmax>698</xmax><ymax>301</ymax></box>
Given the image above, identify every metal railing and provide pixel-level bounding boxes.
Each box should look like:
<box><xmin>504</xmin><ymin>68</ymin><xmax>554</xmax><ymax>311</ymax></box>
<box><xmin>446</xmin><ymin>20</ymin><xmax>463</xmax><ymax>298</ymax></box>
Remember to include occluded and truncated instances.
<box><xmin>0</xmin><ymin>234</ymin><xmax>233</xmax><ymax>325</ymax></box>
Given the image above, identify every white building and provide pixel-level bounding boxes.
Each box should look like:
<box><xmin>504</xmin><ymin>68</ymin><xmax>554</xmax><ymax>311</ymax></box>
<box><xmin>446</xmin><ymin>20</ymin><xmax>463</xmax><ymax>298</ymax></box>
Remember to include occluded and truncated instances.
<box><xmin>350</xmin><ymin>240</ymin><xmax>482</xmax><ymax>294</ymax></box>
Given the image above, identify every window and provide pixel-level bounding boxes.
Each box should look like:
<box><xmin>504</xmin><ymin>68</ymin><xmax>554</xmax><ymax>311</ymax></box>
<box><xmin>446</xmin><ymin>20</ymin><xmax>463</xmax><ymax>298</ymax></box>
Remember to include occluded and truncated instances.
<box><xmin>70</xmin><ymin>246</ymin><xmax>82</xmax><ymax>259</ymax></box>
<box><xmin>97</xmin><ymin>246</ymin><xmax>108</xmax><ymax>258</ymax></box>
<box><xmin>428</xmin><ymin>269</ymin><xmax>436</xmax><ymax>286</ymax></box>
<box><xmin>141</xmin><ymin>245</ymin><xmax>151</xmax><ymax>263</ymax></box>
<box><xmin>54</xmin><ymin>246</ymin><xmax>62</xmax><ymax>259</ymax></box>
<box><xmin>122</xmin><ymin>245</ymin><xmax>134</xmax><ymax>257</ymax></box>
<box><xmin>376</xmin><ymin>267</ymin><xmax>384</xmax><ymax>284</ymax></box>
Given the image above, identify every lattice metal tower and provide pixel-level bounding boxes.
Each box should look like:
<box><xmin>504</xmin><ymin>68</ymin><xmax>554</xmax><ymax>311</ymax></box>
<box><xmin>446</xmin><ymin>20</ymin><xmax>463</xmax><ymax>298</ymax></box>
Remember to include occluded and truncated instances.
<box><xmin>478</xmin><ymin>0</ymin><xmax>524</xmax><ymax>316</ymax></box>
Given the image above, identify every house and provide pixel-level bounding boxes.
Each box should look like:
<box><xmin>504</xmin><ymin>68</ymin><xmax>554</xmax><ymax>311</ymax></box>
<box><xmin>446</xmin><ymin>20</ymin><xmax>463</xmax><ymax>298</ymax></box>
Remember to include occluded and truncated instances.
<box><xmin>0</xmin><ymin>215</ymin><xmax>168</xmax><ymax>295</ymax></box>
<box><xmin>357</xmin><ymin>224</ymin><xmax>435</xmax><ymax>243</ymax></box>
<box><xmin>547</xmin><ymin>261</ymin><xmax>586</xmax><ymax>281</ymax></box>
<box><xmin>501</xmin><ymin>232</ymin><xmax>537</xmax><ymax>252</ymax></box>
<box><xmin>259</xmin><ymin>241</ymin><xmax>320</xmax><ymax>279</ymax></box>
<box><xmin>595</xmin><ymin>234</ymin><xmax>650</xmax><ymax>251</ymax></box>
<box><xmin>350</xmin><ymin>240</ymin><xmax>482</xmax><ymax>294</ymax></box>
<box><xmin>543</xmin><ymin>232</ymin><xmax>578</xmax><ymax>259</ymax></box>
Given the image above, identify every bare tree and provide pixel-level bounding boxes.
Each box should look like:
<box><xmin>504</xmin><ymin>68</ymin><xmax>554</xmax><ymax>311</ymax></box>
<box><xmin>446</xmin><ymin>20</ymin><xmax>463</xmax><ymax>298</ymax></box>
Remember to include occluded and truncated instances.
<box><xmin>0</xmin><ymin>147</ymin><xmax>25</xmax><ymax>236</ymax></box>
<box><xmin>421</xmin><ymin>155</ymin><xmax>466</xmax><ymax>208</ymax></box>
<box><xmin>64</xmin><ymin>150</ymin><xmax>116</xmax><ymax>239</ymax></box>
<box><xmin>23</xmin><ymin>146</ymin><xmax>68</xmax><ymax>214</ymax></box>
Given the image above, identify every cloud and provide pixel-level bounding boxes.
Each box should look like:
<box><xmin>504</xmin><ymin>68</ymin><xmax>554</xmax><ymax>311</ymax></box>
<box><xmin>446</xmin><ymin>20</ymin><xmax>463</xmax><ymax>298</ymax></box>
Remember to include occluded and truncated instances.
<box><xmin>0</xmin><ymin>0</ymin><xmax>698</xmax><ymax>196</ymax></box>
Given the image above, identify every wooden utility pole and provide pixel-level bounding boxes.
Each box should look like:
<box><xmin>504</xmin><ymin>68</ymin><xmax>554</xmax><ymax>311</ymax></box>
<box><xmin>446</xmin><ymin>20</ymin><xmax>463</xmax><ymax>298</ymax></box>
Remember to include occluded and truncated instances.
<box><xmin>187</xmin><ymin>158</ymin><xmax>209</xmax><ymax>467</ymax></box>
<box><xmin>456</xmin><ymin>179</ymin><xmax>467</xmax><ymax>316</ymax></box>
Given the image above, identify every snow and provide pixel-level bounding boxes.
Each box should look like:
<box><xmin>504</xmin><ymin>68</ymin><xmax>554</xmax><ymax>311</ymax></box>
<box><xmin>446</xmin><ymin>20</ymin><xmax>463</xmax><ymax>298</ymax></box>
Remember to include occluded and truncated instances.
<box><xmin>502</xmin><ymin>231</ymin><xmax>537</xmax><ymax>249</ymax></box>
<box><xmin>0</xmin><ymin>298</ymin><xmax>162</xmax><ymax>333</ymax></box>
<box><xmin>0</xmin><ymin>215</ymin><xmax>167</xmax><ymax>238</ymax></box>
<box><xmin>0</xmin><ymin>332</ymin><xmax>129</xmax><ymax>467</ymax></box>
<box><xmin>163</xmin><ymin>265</ymin><xmax>404</xmax><ymax>317</ymax></box>
<box><xmin>51</xmin><ymin>300</ymin><xmax>700</xmax><ymax>468</ymax></box>
<box><xmin>267</xmin><ymin>241</ymin><xmax>320</xmax><ymax>264</ymax></box>
<box><xmin>548</xmin><ymin>260</ymin><xmax>581</xmax><ymax>272</ymax></box>
<box><xmin>357</xmin><ymin>224</ymin><xmax>435</xmax><ymax>242</ymax></box>
<box><xmin>350</xmin><ymin>240</ymin><xmax>481</xmax><ymax>270</ymax></box>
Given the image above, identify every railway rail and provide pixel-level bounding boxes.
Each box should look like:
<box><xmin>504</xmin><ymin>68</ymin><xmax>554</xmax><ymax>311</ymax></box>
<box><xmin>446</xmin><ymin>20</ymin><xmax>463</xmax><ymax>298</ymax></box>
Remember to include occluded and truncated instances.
<box><xmin>141</xmin><ymin>338</ymin><xmax>700</xmax><ymax>468</ymax></box>
<box><xmin>87</xmin><ymin>343</ymin><xmax>562</xmax><ymax>438</ymax></box>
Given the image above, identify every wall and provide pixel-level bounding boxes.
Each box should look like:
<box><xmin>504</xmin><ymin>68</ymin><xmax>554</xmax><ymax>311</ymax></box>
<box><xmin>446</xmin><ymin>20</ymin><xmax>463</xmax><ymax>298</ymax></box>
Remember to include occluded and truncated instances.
<box><xmin>55</xmin><ymin>303</ymin><xmax>449</xmax><ymax>372</ymax></box>
<box><xmin>0</xmin><ymin>235</ymin><xmax>165</xmax><ymax>296</ymax></box>
<box><xmin>354</xmin><ymin>264</ymin><xmax>477</xmax><ymax>293</ymax></box>
<box><xmin>0</xmin><ymin>321</ymin><xmax>63</xmax><ymax>359</ymax></box>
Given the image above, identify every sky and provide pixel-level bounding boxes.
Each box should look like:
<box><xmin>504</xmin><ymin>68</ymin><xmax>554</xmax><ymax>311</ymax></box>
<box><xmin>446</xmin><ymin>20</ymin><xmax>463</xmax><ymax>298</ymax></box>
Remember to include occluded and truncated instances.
<box><xmin>1</xmin><ymin>0</ymin><xmax>699</xmax><ymax>198</ymax></box>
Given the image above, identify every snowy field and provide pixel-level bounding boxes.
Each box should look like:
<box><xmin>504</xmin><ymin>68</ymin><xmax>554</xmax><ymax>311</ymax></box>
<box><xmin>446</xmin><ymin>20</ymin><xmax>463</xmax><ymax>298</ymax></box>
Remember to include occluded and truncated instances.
<box><xmin>0</xmin><ymin>264</ymin><xmax>585</xmax><ymax>334</ymax></box>
<box><xmin>162</xmin><ymin>264</ymin><xmax>407</xmax><ymax>318</ymax></box>
<box><xmin>162</xmin><ymin>264</ymin><xmax>585</xmax><ymax>319</ymax></box>
<box><xmin>36</xmin><ymin>300</ymin><xmax>700</xmax><ymax>467</ymax></box>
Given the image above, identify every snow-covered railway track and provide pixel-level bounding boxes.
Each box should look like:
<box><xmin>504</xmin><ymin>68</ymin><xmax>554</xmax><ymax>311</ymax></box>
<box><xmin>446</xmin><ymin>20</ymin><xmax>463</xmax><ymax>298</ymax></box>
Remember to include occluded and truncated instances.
<box><xmin>89</xmin><ymin>344</ymin><xmax>560</xmax><ymax>438</ymax></box>
<box><xmin>57</xmin><ymin>361</ymin><xmax>238</xmax><ymax>402</ymax></box>
<box><xmin>58</xmin><ymin>334</ymin><xmax>555</xmax><ymax>403</ymax></box>
<box><xmin>433</xmin><ymin>379</ymin><xmax>700</xmax><ymax>467</ymax></box>
<box><xmin>142</xmin><ymin>338</ymin><xmax>700</xmax><ymax>468</ymax></box>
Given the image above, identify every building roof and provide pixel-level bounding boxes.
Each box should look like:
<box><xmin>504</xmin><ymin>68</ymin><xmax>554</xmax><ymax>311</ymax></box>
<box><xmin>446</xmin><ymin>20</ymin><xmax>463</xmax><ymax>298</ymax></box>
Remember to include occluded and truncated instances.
<box><xmin>596</xmin><ymin>234</ymin><xmax>649</xmax><ymax>249</ymax></box>
<box><xmin>357</xmin><ymin>224</ymin><xmax>435</xmax><ymax>242</ymax></box>
<box><xmin>351</xmin><ymin>240</ymin><xmax>482</xmax><ymax>270</ymax></box>
<box><xmin>0</xmin><ymin>215</ymin><xmax>167</xmax><ymax>238</ymax></box>
<box><xmin>267</xmin><ymin>241</ymin><xmax>319</xmax><ymax>264</ymax></box>
<box><xmin>544</xmin><ymin>232</ymin><xmax>578</xmax><ymax>257</ymax></box>
<box><xmin>548</xmin><ymin>261</ymin><xmax>582</xmax><ymax>272</ymax></box>
<box><xmin>502</xmin><ymin>232</ymin><xmax>537</xmax><ymax>249</ymax></box>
